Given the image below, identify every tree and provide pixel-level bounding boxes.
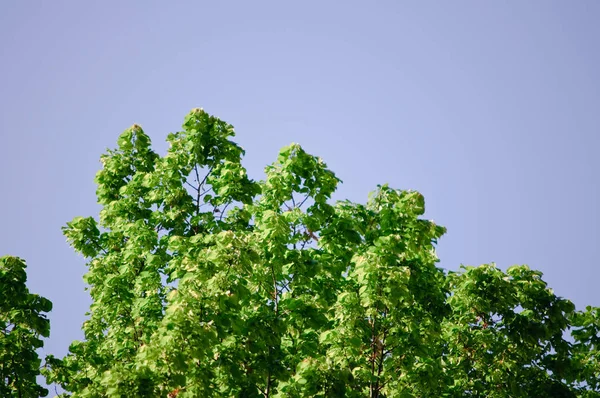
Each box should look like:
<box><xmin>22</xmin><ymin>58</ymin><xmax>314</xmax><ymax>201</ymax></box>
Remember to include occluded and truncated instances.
<box><xmin>0</xmin><ymin>256</ymin><xmax>52</xmax><ymax>397</ymax></box>
<box><xmin>41</xmin><ymin>108</ymin><xmax>599</xmax><ymax>397</ymax></box>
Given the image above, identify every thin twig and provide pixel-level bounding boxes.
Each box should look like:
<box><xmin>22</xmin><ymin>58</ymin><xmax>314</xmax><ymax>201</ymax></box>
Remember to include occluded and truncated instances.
<box><xmin>200</xmin><ymin>187</ymin><xmax>213</xmax><ymax>196</ymax></box>
<box><xmin>185</xmin><ymin>180</ymin><xmax>198</xmax><ymax>191</ymax></box>
<box><xmin>297</xmin><ymin>193</ymin><xmax>310</xmax><ymax>208</ymax></box>
<box><xmin>198</xmin><ymin>165</ymin><xmax>213</xmax><ymax>190</ymax></box>
<box><xmin>194</xmin><ymin>165</ymin><xmax>202</xmax><ymax>214</ymax></box>
<box><xmin>219</xmin><ymin>202</ymin><xmax>231</xmax><ymax>221</ymax></box>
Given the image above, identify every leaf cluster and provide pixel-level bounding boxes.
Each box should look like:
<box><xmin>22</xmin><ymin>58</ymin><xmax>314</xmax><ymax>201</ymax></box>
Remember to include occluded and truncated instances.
<box><xmin>0</xmin><ymin>256</ymin><xmax>52</xmax><ymax>397</ymax></box>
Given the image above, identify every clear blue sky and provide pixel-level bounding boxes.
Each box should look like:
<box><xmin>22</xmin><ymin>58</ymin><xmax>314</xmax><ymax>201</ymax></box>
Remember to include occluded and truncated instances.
<box><xmin>1</xmin><ymin>1</ymin><xmax>599</xmax><ymax>366</ymax></box>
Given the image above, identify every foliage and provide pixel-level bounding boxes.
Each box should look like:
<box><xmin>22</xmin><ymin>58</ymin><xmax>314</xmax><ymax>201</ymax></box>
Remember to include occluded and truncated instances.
<box><xmin>571</xmin><ymin>307</ymin><xmax>600</xmax><ymax>396</ymax></box>
<box><xmin>37</xmin><ymin>108</ymin><xmax>600</xmax><ymax>397</ymax></box>
<box><xmin>442</xmin><ymin>264</ymin><xmax>578</xmax><ymax>397</ymax></box>
<box><xmin>0</xmin><ymin>256</ymin><xmax>52</xmax><ymax>397</ymax></box>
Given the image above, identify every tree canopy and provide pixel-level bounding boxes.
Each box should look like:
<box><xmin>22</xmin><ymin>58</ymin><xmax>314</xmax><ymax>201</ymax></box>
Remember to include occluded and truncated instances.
<box><xmin>1</xmin><ymin>256</ymin><xmax>52</xmax><ymax>397</ymax></box>
<box><xmin>3</xmin><ymin>108</ymin><xmax>599</xmax><ymax>397</ymax></box>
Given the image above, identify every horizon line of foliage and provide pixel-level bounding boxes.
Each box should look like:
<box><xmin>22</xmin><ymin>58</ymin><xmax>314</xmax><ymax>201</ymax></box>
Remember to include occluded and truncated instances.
<box><xmin>2</xmin><ymin>108</ymin><xmax>599</xmax><ymax>396</ymax></box>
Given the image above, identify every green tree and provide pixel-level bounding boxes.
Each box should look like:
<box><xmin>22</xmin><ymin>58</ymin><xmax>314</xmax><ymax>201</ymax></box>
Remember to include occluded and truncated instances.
<box><xmin>0</xmin><ymin>256</ymin><xmax>52</xmax><ymax>397</ymax></box>
<box><xmin>571</xmin><ymin>306</ymin><xmax>600</xmax><ymax>397</ymax></box>
<box><xmin>43</xmin><ymin>108</ymin><xmax>599</xmax><ymax>397</ymax></box>
<box><xmin>442</xmin><ymin>264</ymin><xmax>578</xmax><ymax>397</ymax></box>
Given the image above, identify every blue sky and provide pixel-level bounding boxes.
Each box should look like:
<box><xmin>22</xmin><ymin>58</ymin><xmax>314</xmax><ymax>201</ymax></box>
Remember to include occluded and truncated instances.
<box><xmin>1</xmin><ymin>1</ymin><xmax>599</xmax><ymax>367</ymax></box>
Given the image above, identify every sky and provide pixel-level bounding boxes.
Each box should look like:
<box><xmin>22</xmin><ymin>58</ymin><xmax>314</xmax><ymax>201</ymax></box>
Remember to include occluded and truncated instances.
<box><xmin>1</xmin><ymin>0</ymin><xmax>599</xmax><ymax>373</ymax></box>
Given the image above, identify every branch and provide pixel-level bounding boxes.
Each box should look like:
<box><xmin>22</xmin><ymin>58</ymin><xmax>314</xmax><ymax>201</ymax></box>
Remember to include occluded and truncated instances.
<box><xmin>200</xmin><ymin>187</ymin><xmax>213</xmax><ymax>197</ymax></box>
<box><xmin>92</xmin><ymin>240</ymin><xmax>108</xmax><ymax>256</ymax></box>
<box><xmin>376</xmin><ymin>327</ymin><xmax>388</xmax><ymax>381</ymax></box>
<box><xmin>185</xmin><ymin>180</ymin><xmax>198</xmax><ymax>192</ymax></box>
<box><xmin>297</xmin><ymin>193</ymin><xmax>310</xmax><ymax>208</ymax></box>
<box><xmin>219</xmin><ymin>202</ymin><xmax>231</xmax><ymax>221</ymax></box>
<box><xmin>194</xmin><ymin>165</ymin><xmax>202</xmax><ymax>214</ymax></box>
<box><xmin>197</xmin><ymin>165</ymin><xmax>213</xmax><ymax>191</ymax></box>
<box><xmin>257</xmin><ymin>385</ymin><xmax>266</xmax><ymax>397</ymax></box>
<box><xmin>271</xmin><ymin>263</ymin><xmax>278</xmax><ymax>316</ymax></box>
